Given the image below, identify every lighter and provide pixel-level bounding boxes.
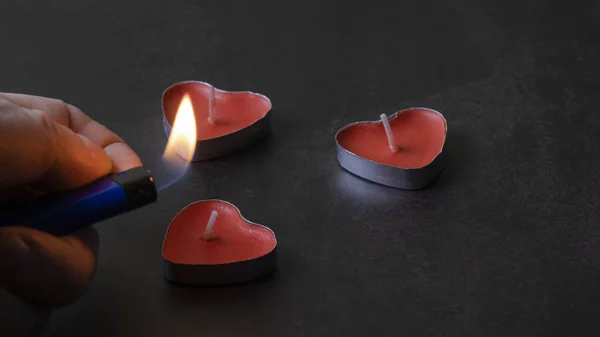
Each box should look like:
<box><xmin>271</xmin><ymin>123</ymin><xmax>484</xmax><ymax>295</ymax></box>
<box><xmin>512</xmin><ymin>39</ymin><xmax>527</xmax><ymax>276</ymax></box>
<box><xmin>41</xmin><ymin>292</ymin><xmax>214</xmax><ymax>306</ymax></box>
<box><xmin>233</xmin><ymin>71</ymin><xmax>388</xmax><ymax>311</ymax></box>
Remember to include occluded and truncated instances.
<box><xmin>0</xmin><ymin>166</ymin><xmax>157</xmax><ymax>236</ymax></box>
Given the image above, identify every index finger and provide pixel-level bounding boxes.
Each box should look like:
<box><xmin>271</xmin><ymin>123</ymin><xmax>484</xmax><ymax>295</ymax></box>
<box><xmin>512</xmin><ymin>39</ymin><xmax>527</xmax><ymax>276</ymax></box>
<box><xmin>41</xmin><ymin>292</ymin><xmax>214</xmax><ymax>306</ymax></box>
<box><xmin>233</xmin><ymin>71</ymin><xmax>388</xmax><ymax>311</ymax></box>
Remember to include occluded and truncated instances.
<box><xmin>0</xmin><ymin>93</ymin><xmax>142</xmax><ymax>172</ymax></box>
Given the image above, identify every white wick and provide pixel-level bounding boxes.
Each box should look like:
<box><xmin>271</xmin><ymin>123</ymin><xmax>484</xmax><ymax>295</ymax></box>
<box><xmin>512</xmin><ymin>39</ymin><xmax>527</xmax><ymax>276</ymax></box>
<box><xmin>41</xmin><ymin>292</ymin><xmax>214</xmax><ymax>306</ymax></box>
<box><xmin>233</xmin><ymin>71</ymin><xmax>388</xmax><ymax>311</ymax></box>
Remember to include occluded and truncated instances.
<box><xmin>380</xmin><ymin>113</ymin><xmax>398</xmax><ymax>152</ymax></box>
<box><xmin>208</xmin><ymin>86</ymin><xmax>217</xmax><ymax>125</ymax></box>
<box><xmin>202</xmin><ymin>210</ymin><xmax>219</xmax><ymax>241</ymax></box>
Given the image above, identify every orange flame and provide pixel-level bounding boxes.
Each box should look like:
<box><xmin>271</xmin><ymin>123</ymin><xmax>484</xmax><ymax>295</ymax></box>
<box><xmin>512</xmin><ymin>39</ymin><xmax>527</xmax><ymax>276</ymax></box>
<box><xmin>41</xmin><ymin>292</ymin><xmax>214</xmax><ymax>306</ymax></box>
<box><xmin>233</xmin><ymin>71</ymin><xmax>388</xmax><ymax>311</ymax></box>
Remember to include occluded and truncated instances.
<box><xmin>163</xmin><ymin>94</ymin><xmax>197</xmax><ymax>162</ymax></box>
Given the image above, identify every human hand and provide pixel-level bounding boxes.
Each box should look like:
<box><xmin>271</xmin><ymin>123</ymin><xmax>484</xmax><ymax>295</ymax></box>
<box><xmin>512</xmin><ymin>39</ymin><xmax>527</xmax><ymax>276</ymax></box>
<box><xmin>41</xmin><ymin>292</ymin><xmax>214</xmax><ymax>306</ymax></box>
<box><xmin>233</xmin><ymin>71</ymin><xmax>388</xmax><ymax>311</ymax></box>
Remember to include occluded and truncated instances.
<box><xmin>0</xmin><ymin>92</ymin><xmax>141</xmax><ymax>308</ymax></box>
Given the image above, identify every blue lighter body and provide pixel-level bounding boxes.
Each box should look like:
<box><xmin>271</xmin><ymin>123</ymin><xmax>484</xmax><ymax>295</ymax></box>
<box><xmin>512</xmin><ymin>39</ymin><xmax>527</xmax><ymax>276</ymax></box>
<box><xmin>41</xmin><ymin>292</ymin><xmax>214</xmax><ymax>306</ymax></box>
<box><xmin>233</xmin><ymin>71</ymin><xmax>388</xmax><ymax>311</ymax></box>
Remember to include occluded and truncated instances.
<box><xmin>0</xmin><ymin>167</ymin><xmax>157</xmax><ymax>236</ymax></box>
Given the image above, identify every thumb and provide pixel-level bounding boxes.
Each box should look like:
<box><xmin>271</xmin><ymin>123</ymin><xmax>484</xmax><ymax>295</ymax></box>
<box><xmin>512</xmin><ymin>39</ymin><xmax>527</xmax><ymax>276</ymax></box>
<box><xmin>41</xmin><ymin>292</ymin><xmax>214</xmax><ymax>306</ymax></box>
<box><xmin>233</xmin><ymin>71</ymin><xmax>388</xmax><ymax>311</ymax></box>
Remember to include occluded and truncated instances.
<box><xmin>0</xmin><ymin>99</ymin><xmax>112</xmax><ymax>192</ymax></box>
<box><xmin>0</xmin><ymin>226</ymin><xmax>99</xmax><ymax>308</ymax></box>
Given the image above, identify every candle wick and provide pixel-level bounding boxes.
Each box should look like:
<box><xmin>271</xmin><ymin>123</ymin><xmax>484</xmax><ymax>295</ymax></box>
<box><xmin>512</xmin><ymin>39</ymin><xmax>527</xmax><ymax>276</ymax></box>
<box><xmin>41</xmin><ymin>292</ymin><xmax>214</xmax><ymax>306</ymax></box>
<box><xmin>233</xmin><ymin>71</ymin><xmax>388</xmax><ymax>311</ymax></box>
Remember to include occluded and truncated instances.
<box><xmin>208</xmin><ymin>86</ymin><xmax>217</xmax><ymax>125</ymax></box>
<box><xmin>380</xmin><ymin>113</ymin><xmax>398</xmax><ymax>152</ymax></box>
<box><xmin>202</xmin><ymin>210</ymin><xmax>219</xmax><ymax>241</ymax></box>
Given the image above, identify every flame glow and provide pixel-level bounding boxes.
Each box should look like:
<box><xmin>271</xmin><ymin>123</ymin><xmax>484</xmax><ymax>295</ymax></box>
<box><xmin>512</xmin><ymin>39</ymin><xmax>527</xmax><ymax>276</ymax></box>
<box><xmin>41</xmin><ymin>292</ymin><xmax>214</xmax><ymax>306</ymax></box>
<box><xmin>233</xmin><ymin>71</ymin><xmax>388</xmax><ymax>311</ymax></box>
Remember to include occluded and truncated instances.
<box><xmin>163</xmin><ymin>94</ymin><xmax>197</xmax><ymax>161</ymax></box>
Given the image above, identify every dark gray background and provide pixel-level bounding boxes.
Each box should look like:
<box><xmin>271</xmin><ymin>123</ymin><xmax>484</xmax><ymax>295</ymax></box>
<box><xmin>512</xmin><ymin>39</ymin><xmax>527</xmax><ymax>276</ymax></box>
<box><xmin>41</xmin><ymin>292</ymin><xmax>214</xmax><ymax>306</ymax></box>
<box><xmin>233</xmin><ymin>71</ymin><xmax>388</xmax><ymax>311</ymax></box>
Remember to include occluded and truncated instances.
<box><xmin>2</xmin><ymin>0</ymin><xmax>600</xmax><ymax>336</ymax></box>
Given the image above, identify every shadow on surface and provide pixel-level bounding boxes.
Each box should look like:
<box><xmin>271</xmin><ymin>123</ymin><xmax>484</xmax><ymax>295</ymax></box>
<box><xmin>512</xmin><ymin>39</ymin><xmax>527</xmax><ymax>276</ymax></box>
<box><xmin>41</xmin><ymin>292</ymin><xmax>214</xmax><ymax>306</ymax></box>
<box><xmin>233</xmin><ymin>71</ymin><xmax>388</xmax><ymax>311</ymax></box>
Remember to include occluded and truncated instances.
<box><xmin>427</xmin><ymin>128</ymin><xmax>476</xmax><ymax>190</ymax></box>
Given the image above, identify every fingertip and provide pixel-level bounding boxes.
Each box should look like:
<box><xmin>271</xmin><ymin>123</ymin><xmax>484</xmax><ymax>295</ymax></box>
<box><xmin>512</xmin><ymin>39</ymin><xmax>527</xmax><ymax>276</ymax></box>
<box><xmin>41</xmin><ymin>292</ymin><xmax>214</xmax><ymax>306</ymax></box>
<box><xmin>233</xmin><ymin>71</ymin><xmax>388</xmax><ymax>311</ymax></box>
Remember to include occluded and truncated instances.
<box><xmin>0</xmin><ymin>226</ymin><xmax>99</xmax><ymax>308</ymax></box>
<box><xmin>77</xmin><ymin>133</ymin><xmax>114</xmax><ymax>172</ymax></box>
<box><xmin>69</xmin><ymin>227</ymin><xmax>100</xmax><ymax>257</ymax></box>
<box><xmin>104</xmin><ymin>142</ymin><xmax>143</xmax><ymax>172</ymax></box>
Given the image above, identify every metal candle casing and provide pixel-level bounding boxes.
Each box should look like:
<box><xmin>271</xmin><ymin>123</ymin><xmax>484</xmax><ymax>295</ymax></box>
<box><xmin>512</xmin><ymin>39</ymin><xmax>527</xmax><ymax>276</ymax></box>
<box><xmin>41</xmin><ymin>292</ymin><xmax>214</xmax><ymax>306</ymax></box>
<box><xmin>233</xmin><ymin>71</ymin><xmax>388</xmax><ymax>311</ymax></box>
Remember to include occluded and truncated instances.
<box><xmin>162</xmin><ymin>81</ymin><xmax>272</xmax><ymax>162</ymax></box>
<box><xmin>162</xmin><ymin>199</ymin><xmax>277</xmax><ymax>286</ymax></box>
<box><xmin>335</xmin><ymin>107</ymin><xmax>447</xmax><ymax>190</ymax></box>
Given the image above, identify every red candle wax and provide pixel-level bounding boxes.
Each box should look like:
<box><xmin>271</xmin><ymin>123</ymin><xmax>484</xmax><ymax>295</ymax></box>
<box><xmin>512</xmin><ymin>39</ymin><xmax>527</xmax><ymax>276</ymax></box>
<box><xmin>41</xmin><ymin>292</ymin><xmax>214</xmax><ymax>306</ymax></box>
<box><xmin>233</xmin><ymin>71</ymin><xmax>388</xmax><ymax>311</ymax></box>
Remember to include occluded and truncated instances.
<box><xmin>162</xmin><ymin>200</ymin><xmax>276</xmax><ymax>265</ymax></box>
<box><xmin>336</xmin><ymin>108</ymin><xmax>447</xmax><ymax>168</ymax></box>
<box><xmin>163</xmin><ymin>81</ymin><xmax>271</xmax><ymax>141</ymax></box>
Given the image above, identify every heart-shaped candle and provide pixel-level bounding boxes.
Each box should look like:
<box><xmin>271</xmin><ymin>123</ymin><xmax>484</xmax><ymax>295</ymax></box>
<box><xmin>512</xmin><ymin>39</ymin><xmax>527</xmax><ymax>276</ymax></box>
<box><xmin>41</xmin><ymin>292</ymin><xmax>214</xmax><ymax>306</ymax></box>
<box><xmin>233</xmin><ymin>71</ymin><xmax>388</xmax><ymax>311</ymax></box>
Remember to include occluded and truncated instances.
<box><xmin>335</xmin><ymin>107</ymin><xmax>447</xmax><ymax>189</ymax></box>
<box><xmin>162</xmin><ymin>199</ymin><xmax>277</xmax><ymax>286</ymax></box>
<box><xmin>162</xmin><ymin>81</ymin><xmax>272</xmax><ymax>161</ymax></box>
